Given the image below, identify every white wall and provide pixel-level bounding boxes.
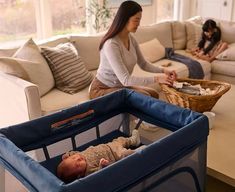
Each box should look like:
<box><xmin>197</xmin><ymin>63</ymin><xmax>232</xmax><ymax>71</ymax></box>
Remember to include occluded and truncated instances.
<box><xmin>140</xmin><ymin>0</ymin><xmax>235</xmax><ymax>23</ymax></box>
<box><xmin>141</xmin><ymin>4</ymin><xmax>157</xmax><ymax>25</ymax></box>
<box><xmin>140</xmin><ymin>0</ymin><xmax>197</xmax><ymax>24</ymax></box>
<box><xmin>232</xmin><ymin>1</ymin><xmax>235</xmax><ymax>21</ymax></box>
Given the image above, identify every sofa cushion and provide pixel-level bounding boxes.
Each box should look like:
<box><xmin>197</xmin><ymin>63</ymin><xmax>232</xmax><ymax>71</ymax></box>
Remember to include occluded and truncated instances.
<box><xmin>133</xmin><ymin>22</ymin><xmax>173</xmax><ymax>48</ymax></box>
<box><xmin>171</xmin><ymin>21</ymin><xmax>187</xmax><ymax>50</ymax></box>
<box><xmin>12</xmin><ymin>38</ymin><xmax>55</xmax><ymax>96</ymax></box>
<box><xmin>70</xmin><ymin>34</ymin><xmax>103</xmax><ymax>71</ymax></box>
<box><xmin>216</xmin><ymin>43</ymin><xmax>235</xmax><ymax>61</ymax></box>
<box><xmin>220</xmin><ymin>21</ymin><xmax>235</xmax><ymax>44</ymax></box>
<box><xmin>40</xmin><ymin>70</ymin><xmax>97</xmax><ymax>115</ymax></box>
<box><xmin>174</xmin><ymin>50</ymin><xmax>211</xmax><ymax>78</ymax></box>
<box><xmin>139</xmin><ymin>38</ymin><xmax>165</xmax><ymax>62</ymax></box>
<box><xmin>185</xmin><ymin>21</ymin><xmax>202</xmax><ymax>50</ymax></box>
<box><xmin>211</xmin><ymin>60</ymin><xmax>235</xmax><ymax>77</ymax></box>
<box><xmin>40</xmin><ymin>87</ymin><xmax>90</xmax><ymax>115</ymax></box>
<box><xmin>41</xmin><ymin>42</ymin><xmax>93</xmax><ymax>94</ymax></box>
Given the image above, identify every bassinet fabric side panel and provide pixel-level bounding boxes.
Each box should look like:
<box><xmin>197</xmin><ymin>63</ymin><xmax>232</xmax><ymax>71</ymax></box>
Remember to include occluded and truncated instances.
<box><xmin>0</xmin><ymin>89</ymin><xmax>209</xmax><ymax>192</ymax></box>
<box><xmin>0</xmin><ymin>134</ymin><xmax>63</xmax><ymax>192</ymax></box>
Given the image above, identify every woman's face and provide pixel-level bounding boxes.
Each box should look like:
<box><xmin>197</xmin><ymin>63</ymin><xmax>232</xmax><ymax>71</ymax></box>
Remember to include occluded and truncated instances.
<box><xmin>126</xmin><ymin>11</ymin><xmax>142</xmax><ymax>33</ymax></box>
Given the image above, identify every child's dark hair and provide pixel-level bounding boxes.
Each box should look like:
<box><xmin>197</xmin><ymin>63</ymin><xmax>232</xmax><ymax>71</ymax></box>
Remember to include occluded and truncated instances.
<box><xmin>202</xmin><ymin>19</ymin><xmax>217</xmax><ymax>32</ymax></box>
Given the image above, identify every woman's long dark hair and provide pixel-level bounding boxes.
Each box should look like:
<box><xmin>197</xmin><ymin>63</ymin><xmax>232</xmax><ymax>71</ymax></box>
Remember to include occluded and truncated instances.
<box><xmin>99</xmin><ymin>0</ymin><xmax>142</xmax><ymax>50</ymax></box>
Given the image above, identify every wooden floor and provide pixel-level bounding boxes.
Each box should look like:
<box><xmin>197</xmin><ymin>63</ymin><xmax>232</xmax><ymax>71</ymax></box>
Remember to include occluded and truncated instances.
<box><xmin>206</xmin><ymin>175</ymin><xmax>235</xmax><ymax>192</ymax></box>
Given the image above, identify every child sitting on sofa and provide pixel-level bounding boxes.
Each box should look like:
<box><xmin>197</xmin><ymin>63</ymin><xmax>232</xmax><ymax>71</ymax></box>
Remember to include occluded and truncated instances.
<box><xmin>57</xmin><ymin>129</ymin><xmax>143</xmax><ymax>183</ymax></box>
<box><xmin>191</xmin><ymin>19</ymin><xmax>228</xmax><ymax>62</ymax></box>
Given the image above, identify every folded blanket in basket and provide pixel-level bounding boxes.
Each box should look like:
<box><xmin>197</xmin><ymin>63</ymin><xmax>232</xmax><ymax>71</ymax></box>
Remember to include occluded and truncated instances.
<box><xmin>173</xmin><ymin>81</ymin><xmax>215</xmax><ymax>95</ymax></box>
<box><xmin>165</xmin><ymin>48</ymin><xmax>204</xmax><ymax>79</ymax></box>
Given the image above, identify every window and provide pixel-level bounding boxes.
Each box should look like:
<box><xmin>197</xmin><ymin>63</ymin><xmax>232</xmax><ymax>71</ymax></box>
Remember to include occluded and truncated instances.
<box><xmin>0</xmin><ymin>0</ymin><xmax>36</xmax><ymax>47</ymax></box>
<box><xmin>49</xmin><ymin>0</ymin><xmax>86</xmax><ymax>36</ymax></box>
<box><xmin>0</xmin><ymin>0</ymin><xmax>177</xmax><ymax>47</ymax></box>
<box><xmin>156</xmin><ymin>0</ymin><xmax>174</xmax><ymax>22</ymax></box>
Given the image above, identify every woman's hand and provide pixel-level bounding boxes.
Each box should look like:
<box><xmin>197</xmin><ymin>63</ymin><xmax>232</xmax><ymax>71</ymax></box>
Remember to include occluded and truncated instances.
<box><xmin>163</xmin><ymin>69</ymin><xmax>177</xmax><ymax>81</ymax></box>
<box><xmin>155</xmin><ymin>69</ymin><xmax>177</xmax><ymax>86</ymax></box>
<box><xmin>155</xmin><ymin>74</ymin><xmax>174</xmax><ymax>86</ymax></box>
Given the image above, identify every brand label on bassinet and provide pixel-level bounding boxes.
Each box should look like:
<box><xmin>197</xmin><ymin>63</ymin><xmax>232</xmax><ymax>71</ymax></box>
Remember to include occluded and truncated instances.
<box><xmin>51</xmin><ymin>109</ymin><xmax>95</xmax><ymax>129</ymax></box>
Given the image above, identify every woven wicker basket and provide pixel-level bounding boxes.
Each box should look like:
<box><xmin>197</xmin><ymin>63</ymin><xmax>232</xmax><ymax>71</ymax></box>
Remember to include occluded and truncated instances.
<box><xmin>160</xmin><ymin>78</ymin><xmax>231</xmax><ymax>112</ymax></box>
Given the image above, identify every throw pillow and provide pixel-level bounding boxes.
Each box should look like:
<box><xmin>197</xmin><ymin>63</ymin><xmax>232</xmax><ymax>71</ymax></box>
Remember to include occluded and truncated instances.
<box><xmin>185</xmin><ymin>21</ymin><xmax>202</xmax><ymax>50</ymax></box>
<box><xmin>13</xmin><ymin>38</ymin><xmax>55</xmax><ymax>96</ymax></box>
<box><xmin>0</xmin><ymin>57</ymin><xmax>29</xmax><ymax>80</ymax></box>
<box><xmin>41</xmin><ymin>42</ymin><xmax>94</xmax><ymax>94</ymax></box>
<box><xmin>139</xmin><ymin>38</ymin><xmax>165</xmax><ymax>63</ymax></box>
<box><xmin>216</xmin><ymin>43</ymin><xmax>235</xmax><ymax>61</ymax></box>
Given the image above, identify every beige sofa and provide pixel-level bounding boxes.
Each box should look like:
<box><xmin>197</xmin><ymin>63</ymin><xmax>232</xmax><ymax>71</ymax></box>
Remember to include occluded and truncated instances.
<box><xmin>1</xmin><ymin>16</ymin><xmax>235</xmax><ymax>127</ymax></box>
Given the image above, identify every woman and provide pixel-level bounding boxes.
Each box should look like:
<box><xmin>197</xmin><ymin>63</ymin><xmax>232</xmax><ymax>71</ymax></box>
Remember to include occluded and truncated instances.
<box><xmin>89</xmin><ymin>0</ymin><xmax>176</xmax><ymax>99</ymax></box>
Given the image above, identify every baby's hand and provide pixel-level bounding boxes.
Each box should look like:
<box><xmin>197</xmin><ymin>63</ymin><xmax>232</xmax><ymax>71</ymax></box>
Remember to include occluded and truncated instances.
<box><xmin>99</xmin><ymin>158</ymin><xmax>110</xmax><ymax>168</ymax></box>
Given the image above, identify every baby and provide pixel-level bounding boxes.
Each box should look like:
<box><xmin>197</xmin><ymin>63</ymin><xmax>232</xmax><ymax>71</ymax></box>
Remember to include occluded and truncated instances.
<box><xmin>57</xmin><ymin>130</ymin><xmax>142</xmax><ymax>183</ymax></box>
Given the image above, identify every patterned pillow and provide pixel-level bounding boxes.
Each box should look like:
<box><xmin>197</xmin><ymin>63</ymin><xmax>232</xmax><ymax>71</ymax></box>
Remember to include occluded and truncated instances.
<box><xmin>41</xmin><ymin>42</ymin><xmax>93</xmax><ymax>94</ymax></box>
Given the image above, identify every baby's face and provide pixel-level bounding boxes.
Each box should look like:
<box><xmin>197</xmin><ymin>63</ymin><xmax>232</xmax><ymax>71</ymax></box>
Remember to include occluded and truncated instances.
<box><xmin>62</xmin><ymin>153</ymin><xmax>87</xmax><ymax>177</ymax></box>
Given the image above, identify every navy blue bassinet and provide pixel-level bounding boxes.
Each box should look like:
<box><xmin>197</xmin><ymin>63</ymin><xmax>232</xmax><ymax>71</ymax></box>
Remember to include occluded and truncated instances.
<box><xmin>0</xmin><ymin>89</ymin><xmax>209</xmax><ymax>192</ymax></box>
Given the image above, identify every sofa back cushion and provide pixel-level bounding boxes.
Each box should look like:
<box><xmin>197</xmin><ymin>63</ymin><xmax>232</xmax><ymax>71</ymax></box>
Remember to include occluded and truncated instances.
<box><xmin>185</xmin><ymin>21</ymin><xmax>202</xmax><ymax>50</ymax></box>
<box><xmin>219</xmin><ymin>21</ymin><xmax>235</xmax><ymax>44</ymax></box>
<box><xmin>12</xmin><ymin>38</ymin><xmax>55</xmax><ymax>96</ymax></box>
<box><xmin>171</xmin><ymin>21</ymin><xmax>187</xmax><ymax>50</ymax></box>
<box><xmin>0</xmin><ymin>48</ymin><xmax>17</xmax><ymax>57</ymax></box>
<box><xmin>133</xmin><ymin>22</ymin><xmax>173</xmax><ymax>48</ymax></box>
<box><xmin>41</xmin><ymin>42</ymin><xmax>93</xmax><ymax>94</ymax></box>
<box><xmin>70</xmin><ymin>34</ymin><xmax>103</xmax><ymax>71</ymax></box>
<box><xmin>38</xmin><ymin>36</ymin><xmax>69</xmax><ymax>47</ymax></box>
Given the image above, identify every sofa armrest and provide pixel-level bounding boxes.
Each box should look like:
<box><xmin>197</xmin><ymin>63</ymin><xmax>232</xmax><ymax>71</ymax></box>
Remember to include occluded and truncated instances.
<box><xmin>0</xmin><ymin>73</ymin><xmax>42</xmax><ymax>127</ymax></box>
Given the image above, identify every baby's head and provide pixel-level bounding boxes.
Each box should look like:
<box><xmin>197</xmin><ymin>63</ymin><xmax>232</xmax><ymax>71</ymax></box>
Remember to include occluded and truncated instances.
<box><xmin>57</xmin><ymin>152</ymin><xmax>87</xmax><ymax>183</ymax></box>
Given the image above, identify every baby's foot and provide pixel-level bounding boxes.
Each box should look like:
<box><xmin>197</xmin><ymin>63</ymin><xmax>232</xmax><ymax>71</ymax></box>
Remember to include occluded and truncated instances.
<box><xmin>130</xmin><ymin>129</ymin><xmax>141</xmax><ymax>147</ymax></box>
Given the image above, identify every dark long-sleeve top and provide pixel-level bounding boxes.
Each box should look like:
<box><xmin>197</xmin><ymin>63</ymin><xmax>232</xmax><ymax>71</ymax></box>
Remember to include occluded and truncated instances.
<box><xmin>197</xmin><ymin>26</ymin><xmax>221</xmax><ymax>55</ymax></box>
